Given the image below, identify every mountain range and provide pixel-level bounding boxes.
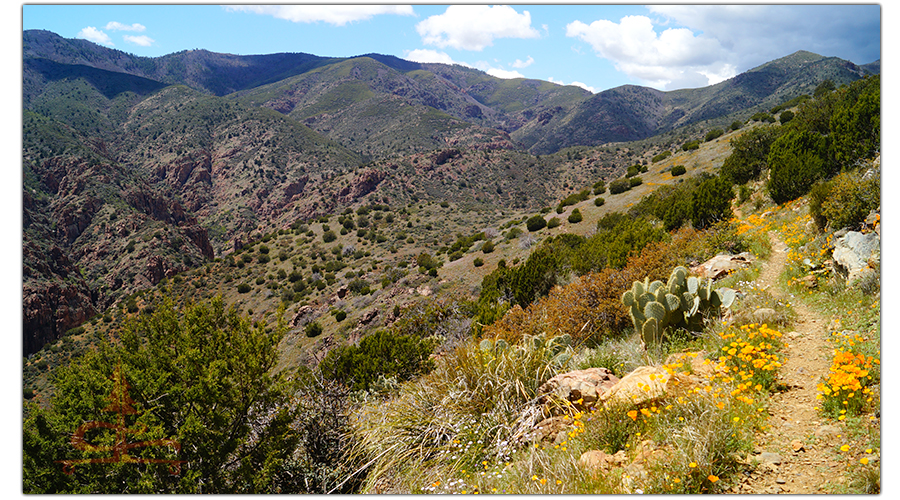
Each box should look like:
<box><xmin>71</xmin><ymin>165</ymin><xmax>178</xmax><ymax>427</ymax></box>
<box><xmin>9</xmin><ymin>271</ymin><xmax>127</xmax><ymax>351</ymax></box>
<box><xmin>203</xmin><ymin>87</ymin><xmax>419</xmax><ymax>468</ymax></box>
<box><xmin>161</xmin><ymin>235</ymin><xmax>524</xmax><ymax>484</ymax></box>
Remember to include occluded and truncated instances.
<box><xmin>21</xmin><ymin>28</ymin><xmax>879</xmax><ymax>356</ymax></box>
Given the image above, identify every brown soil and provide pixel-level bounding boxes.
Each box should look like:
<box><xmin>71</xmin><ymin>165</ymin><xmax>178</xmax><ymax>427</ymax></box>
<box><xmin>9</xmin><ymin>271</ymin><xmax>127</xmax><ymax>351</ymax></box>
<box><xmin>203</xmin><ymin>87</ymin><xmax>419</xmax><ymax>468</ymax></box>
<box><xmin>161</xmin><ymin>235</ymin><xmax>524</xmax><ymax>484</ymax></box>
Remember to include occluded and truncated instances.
<box><xmin>729</xmin><ymin>233</ymin><xmax>849</xmax><ymax>493</ymax></box>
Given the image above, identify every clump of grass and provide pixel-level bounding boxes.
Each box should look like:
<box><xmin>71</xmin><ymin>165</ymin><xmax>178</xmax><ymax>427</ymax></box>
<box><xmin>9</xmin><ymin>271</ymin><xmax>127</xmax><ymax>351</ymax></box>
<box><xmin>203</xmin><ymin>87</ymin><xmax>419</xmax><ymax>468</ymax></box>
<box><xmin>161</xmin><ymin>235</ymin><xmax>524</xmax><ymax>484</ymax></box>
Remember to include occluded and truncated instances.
<box><xmin>346</xmin><ymin>333</ymin><xmax>578</xmax><ymax>493</ymax></box>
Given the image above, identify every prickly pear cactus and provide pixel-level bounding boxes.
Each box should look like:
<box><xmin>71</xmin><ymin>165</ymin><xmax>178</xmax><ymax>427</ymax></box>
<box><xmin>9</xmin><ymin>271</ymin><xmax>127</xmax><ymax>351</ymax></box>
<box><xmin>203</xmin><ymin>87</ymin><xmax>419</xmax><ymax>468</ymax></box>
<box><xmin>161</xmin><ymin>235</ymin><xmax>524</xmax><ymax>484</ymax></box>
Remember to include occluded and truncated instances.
<box><xmin>621</xmin><ymin>265</ymin><xmax>738</xmax><ymax>347</ymax></box>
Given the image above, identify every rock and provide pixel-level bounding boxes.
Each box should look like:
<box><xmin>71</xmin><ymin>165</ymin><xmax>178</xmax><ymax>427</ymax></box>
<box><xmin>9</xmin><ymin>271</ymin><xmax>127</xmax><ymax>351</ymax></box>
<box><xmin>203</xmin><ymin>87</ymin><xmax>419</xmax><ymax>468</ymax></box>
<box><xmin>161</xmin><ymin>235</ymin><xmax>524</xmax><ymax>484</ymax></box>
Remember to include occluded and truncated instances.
<box><xmin>791</xmin><ymin>439</ymin><xmax>805</xmax><ymax>452</ymax></box>
<box><xmin>752</xmin><ymin>308</ymin><xmax>779</xmax><ymax>326</ymax></box>
<box><xmin>600</xmin><ymin>365</ymin><xmax>708</xmax><ymax>407</ymax></box>
<box><xmin>533</xmin><ymin>415</ymin><xmax>575</xmax><ymax>443</ymax></box>
<box><xmin>758</xmin><ymin>452</ymin><xmax>782</xmax><ymax>465</ymax></box>
<box><xmin>289</xmin><ymin>305</ymin><xmax>317</xmax><ymax>328</ymax></box>
<box><xmin>690</xmin><ymin>252</ymin><xmax>754</xmax><ymax>279</ymax></box>
<box><xmin>832</xmin><ymin>231</ymin><xmax>880</xmax><ymax>285</ymax></box>
<box><xmin>577</xmin><ymin>449</ymin><xmax>628</xmax><ymax>474</ymax></box>
<box><xmin>358</xmin><ymin>308</ymin><xmax>379</xmax><ymax>326</ymax></box>
<box><xmin>814</xmin><ymin>424</ymin><xmax>842</xmax><ymax>441</ymax></box>
<box><xmin>537</xmin><ymin>367</ymin><xmax>619</xmax><ymax>413</ymax></box>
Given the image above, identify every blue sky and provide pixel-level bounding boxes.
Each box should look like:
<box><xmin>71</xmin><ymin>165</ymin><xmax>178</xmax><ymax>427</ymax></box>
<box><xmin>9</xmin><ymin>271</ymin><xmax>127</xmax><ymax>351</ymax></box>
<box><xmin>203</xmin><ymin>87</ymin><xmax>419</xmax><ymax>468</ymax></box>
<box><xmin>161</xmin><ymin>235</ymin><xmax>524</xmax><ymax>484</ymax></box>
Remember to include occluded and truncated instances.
<box><xmin>22</xmin><ymin>3</ymin><xmax>881</xmax><ymax>93</ymax></box>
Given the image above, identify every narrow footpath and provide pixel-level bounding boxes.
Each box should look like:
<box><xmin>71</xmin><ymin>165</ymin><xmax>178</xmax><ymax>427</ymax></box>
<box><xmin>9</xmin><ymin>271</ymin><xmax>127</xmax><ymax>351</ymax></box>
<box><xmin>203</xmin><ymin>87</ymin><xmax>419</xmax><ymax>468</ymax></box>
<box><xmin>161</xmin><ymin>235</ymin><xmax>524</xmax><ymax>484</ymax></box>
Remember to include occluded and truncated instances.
<box><xmin>730</xmin><ymin>233</ymin><xmax>849</xmax><ymax>494</ymax></box>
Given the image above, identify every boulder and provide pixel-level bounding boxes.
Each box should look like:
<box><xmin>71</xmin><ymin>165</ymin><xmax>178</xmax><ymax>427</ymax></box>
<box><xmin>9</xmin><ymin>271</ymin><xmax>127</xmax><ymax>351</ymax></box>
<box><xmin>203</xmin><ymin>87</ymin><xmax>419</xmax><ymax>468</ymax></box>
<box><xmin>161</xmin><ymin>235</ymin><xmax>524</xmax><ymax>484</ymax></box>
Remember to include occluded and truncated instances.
<box><xmin>691</xmin><ymin>252</ymin><xmax>754</xmax><ymax>279</ymax></box>
<box><xmin>752</xmin><ymin>308</ymin><xmax>779</xmax><ymax>326</ymax></box>
<box><xmin>832</xmin><ymin>231</ymin><xmax>880</xmax><ymax>285</ymax></box>
<box><xmin>577</xmin><ymin>449</ymin><xmax>628</xmax><ymax>474</ymax></box>
<box><xmin>601</xmin><ymin>365</ymin><xmax>711</xmax><ymax>407</ymax></box>
<box><xmin>537</xmin><ymin>367</ymin><xmax>619</xmax><ymax>413</ymax></box>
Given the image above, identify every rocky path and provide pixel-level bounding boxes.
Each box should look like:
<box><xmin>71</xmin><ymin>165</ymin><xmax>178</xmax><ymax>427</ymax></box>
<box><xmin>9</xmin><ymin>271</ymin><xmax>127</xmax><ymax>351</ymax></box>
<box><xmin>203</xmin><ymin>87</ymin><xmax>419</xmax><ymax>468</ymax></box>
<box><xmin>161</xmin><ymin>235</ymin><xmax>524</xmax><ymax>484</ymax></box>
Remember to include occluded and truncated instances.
<box><xmin>730</xmin><ymin>233</ymin><xmax>848</xmax><ymax>494</ymax></box>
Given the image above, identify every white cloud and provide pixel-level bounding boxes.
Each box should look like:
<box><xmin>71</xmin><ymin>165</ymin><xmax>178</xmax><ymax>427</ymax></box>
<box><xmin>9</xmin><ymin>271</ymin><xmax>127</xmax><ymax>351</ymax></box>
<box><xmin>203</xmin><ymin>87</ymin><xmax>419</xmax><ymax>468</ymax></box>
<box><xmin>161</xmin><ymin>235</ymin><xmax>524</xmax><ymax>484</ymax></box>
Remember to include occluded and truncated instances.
<box><xmin>224</xmin><ymin>5</ymin><xmax>414</xmax><ymax>26</ymax></box>
<box><xmin>105</xmin><ymin>22</ymin><xmax>146</xmax><ymax>32</ymax></box>
<box><xmin>485</xmin><ymin>67</ymin><xmax>525</xmax><ymax>80</ymax></box>
<box><xmin>648</xmin><ymin>5</ymin><xmax>881</xmax><ymax>70</ymax></box>
<box><xmin>566</xmin><ymin>15</ymin><xmax>729</xmax><ymax>90</ymax></box>
<box><xmin>511</xmin><ymin>56</ymin><xmax>534</xmax><ymax>69</ymax></box>
<box><xmin>404</xmin><ymin>49</ymin><xmax>463</xmax><ymax>66</ymax></box>
<box><xmin>416</xmin><ymin>5</ymin><xmax>540</xmax><ymax>51</ymax></box>
<box><xmin>123</xmin><ymin>35</ymin><xmax>155</xmax><ymax>47</ymax></box>
<box><xmin>548</xmin><ymin>77</ymin><xmax>596</xmax><ymax>94</ymax></box>
<box><xmin>76</xmin><ymin>27</ymin><xmax>113</xmax><ymax>46</ymax></box>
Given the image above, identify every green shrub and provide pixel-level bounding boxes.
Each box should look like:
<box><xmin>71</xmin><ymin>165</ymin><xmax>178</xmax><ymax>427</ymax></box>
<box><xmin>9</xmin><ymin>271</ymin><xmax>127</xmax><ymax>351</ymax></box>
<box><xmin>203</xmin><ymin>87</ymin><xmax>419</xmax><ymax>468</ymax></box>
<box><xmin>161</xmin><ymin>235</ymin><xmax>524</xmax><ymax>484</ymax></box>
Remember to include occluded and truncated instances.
<box><xmin>322</xmin><ymin>230</ymin><xmax>337</xmax><ymax>243</ymax></box>
<box><xmin>547</xmin><ymin>217</ymin><xmax>561</xmax><ymax>229</ymax></box>
<box><xmin>767</xmin><ymin>129</ymin><xmax>829</xmax><ymax>204</ymax></box>
<box><xmin>525</xmin><ymin>215</ymin><xmax>547</xmax><ymax>232</ymax></box>
<box><xmin>567</xmin><ymin>208</ymin><xmax>583</xmax><ymax>224</ymax></box>
<box><xmin>720</xmin><ymin>125</ymin><xmax>781</xmax><ymax>185</ymax></box>
<box><xmin>334</xmin><ymin>310</ymin><xmax>347</xmax><ymax>322</ymax></box>
<box><xmin>481</xmin><ymin>240</ymin><xmax>495</xmax><ymax>253</ymax></box>
<box><xmin>691</xmin><ymin>175</ymin><xmax>734</xmax><ymax>229</ymax></box>
<box><xmin>705</xmin><ymin>129</ymin><xmax>724</xmax><ymax>142</ymax></box>
<box><xmin>730</xmin><ymin>120</ymin><xmax>743</xmax><ymax>131</ymax></box>
<box><xmin>473</xmin><ymin>258</ymin><xmax>484</xmax><ymax>267</ymax></box>
<box><xmin>593</xmin><ymin>180</ymin><xmax>606</xmax><ymax>195</ymax></box>
<box><xmin>651</xmin><ymin>151</ymin><xmax>672</xmax><ymax>163</ymax></box>
<box><xmin>779</xmin><ymin>110</ymin><xmax>794</xmax><ymax>124</ymax></box>
<box><xmin>671</xmin><ymin>165</ymin><xmax>687</xmax><ymax>176</ymax></box>
<box><xmin>319</xmin><ymin>330</ymin><xmax>437</xmax><ymax>392</ymax></box>
<box><xmin>629</xmin><ymin>176</ymin><xmax>642</xmax><ymax>188</ymax></box>
<box><xmin>810</xmin><ymin>170</ymin><xmax>880</xmax><ymax>231</ymax></box>
<box><xmin>609</xmin><ymin>179</ymin><xmax>630</xmax><ymax>195</ymax></box>
<box><xmin>682</xmin><ymin>140</ymin><xmax>700</xmax><ymax>151</ymax></box>
<box><xmin>626</xmin><ymin>164</ymin><xmax>641</xmax><ymax>177</ymax></box>
<box><xmin>594</xmin><ymin>197</ymin><xmax>606</xmax><ymax>207</ymax></box>
<box><xmin>305</xmin><ymin>321</ymin><xmax>323</xmax><ymax>338</ymax></box>
<box><xmin>237</xmin><ymin>283</ymin><xmax>252</xmax><ymax>293</ymax></box>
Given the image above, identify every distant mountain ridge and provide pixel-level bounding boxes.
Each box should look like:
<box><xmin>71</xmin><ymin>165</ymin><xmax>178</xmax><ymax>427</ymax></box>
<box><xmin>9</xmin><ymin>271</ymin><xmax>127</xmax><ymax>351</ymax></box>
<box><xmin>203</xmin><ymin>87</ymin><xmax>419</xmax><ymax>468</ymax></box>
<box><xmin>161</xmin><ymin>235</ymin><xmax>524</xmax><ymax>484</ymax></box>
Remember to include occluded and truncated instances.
<box><xmin>24</xmin><ymin>30</ymin><xmax>878</xmax><ymax>155</ymax></box>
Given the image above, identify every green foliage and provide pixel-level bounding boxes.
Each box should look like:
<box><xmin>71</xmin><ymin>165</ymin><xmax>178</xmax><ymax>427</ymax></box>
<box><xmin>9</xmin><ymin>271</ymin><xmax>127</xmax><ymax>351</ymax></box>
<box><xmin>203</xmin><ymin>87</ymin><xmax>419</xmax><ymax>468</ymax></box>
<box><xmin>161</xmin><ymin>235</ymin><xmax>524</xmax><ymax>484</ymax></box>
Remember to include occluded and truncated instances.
<box><xmin>305</xmin><ymin>321</ymin><xmax>324</xmax><ymax>338</ymax></box>
<box><xmin>682</xmin><ymin>140</ymin><xmax>700</xmax><ymax>151</ymax></box>
<box><xmin>671</xmin><ymin>165</ymin><xmax>686</xmax><ymax>176</ymax></box>
<box><xmin>473</xmin><ymin>258</ymin><xmax>484</xmax><ymax>267</ymax></box>
<box><xmin>322</xmin><ymin>230</ymin><xmax>337</xmax><ymax>243</ymax></box>
<box><xmin>767</xmin><ymin>129</ymin><xmax>829</xmax><ymax>204</ymax></box>
<box><xmin>651</xmin><ymin>150</ymin><xmax>672</xmax><ymax>163</ymax></box>
<box><xmin>481</xmin><ymin>239</ymin><xmax>495</xmax><ymax>254</ymax></box>
<box><xmin>626</xmin><ymin>164</ymin><xmax>641</xmax><ymax>177</ymax></box>
<box><xmin>319</xmin><ymin>330</ymin><xmax>437</xmax><ymax>393</ymax></box>
<box><xmin>567</xmin><ymin>208</ymin><xmax>583</xmax><ymax>224</ymax></box>
<box><xmin>729</xmin><ymin>120</ymin><xmax>743</xmax><ymax>131</ymax></box>
<box><xmin>23</xmin><ymin>296</ymin><xmax>298</xmax><ymax>493</ymax></box>
<box><xmin>629</xmin><ymin>176</ymin><xmax>643</xmax><ymax>188</ymax></box>
<box><xmin>593</xmin><ymin>179</ymin><xmax>606</xmax><ymax>195</ymax></box>
<box><xmin>608</xmin><ymin>178</ymin><xmax>630</xmax><ymax>195</ymax></box>
<box><xmin>750</xmin><ymin>112</ymin><xmax>775</xmax><ymax>123</ymax></box>
<box><xmin>829</xmin><ymin>76</ymin><xmax>880</xmax><ymax>167</ymax></box>
<box><xmin>779</xmin><ymin>110</ymin><xmax>794</xmax><ymax>124</ymax></box>
<box><xmin>704</xmin><ymin>129</ymin><xmax>724</xmax><ymax>142</ymax></box>
<box><xmin>594</xmin><ymin>196</ymin><xmax>606</xmax><ymax>207</ymax></box>
<box><xmin>236</xmin><ymin>283</ymin><xmax>251</xmax><ymax>293</ymax></box>
<box><xmin>691</xmin><ymin>175</ymin><xmax>734</xmax><ymax>229</ymax></box>
<box><xmin>720</xmin><ymin>125</ymin><xmax>782</xmax><ymax>185</ymax></box>
<box><xmin>547</xmin><ymin>217</ymin><xmax>561</xmax><ymax>229</ymax></box>
<box><xmin>525</xmin><ymin>215</ymin><xmax>547</xmax><ymax>232</ymax></box>
<box><xmin>809</xmin><ymin>170</ymin><xmax>880</xmax><ymax>231</ymax></box>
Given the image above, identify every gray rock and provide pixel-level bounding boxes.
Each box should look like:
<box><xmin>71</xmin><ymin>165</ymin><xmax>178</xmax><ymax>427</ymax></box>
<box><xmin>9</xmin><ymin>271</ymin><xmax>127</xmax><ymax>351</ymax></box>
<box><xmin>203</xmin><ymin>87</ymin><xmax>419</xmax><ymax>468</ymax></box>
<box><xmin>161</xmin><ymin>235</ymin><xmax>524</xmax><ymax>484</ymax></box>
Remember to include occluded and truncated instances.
<box><xmin>758</xmin><ymin>452</ymin><xmax>782</xmax><ymax>465</ymax></box>
<box><xmin>832</xmin><ymin>231</ymin><xmax>880</xmax><ymax>285</ymax></box>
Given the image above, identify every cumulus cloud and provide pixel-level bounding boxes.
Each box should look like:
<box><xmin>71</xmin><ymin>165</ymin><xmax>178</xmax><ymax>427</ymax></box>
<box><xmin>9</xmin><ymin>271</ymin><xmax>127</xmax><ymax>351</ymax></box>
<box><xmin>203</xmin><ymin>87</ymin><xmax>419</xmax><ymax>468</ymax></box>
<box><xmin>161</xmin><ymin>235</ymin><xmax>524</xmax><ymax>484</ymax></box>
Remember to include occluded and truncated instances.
<box><xmin>648</xmin><ymin>5</ymin><xmax>881</xmax><ymax>69</ymax></box>
<box><xmin>548</xmin><ymin>77</ymin><xmax>596</xmax><ymax>94</ymax></box>
<box><xmin>483</xmin><ymin>67</ymin><xmax>525</xmax><ymax>80</ymax></box>
<box><xmin>511</xmin><ymin>56</ymin><xmax>534</xmax><ymax>69</ymax></box>
<box><xmin>566</xmin><ymin>15</ymin><xmax>733</xmax><ymax>90</ymax></box>
<box><xmin>123</xmin><ymin>35</ymin><xmax>155</xmax><ymax>47</ymax></box>
<box><xmin>224</xmin><ymin>5</ymin><xmax>414</xmax><ymax>26</ymax></box>
<box><xmin>404</xmin><ymin>49</ymin><xmax>463</xmax><ymax>66</ymax></box>
<box><xmin>105</xmin><ymin>22</ymin><xmax>146</xmax><ymax>32</ymax></box>
<box><xmin>76</xmin><ymin>26</ymin><xmax>113</xmax><ymax>46</ymax></box>
<box><xmin>416</xmin><ymin>5</ymin><xmax>540</xmax><ymax>51</ymax></box>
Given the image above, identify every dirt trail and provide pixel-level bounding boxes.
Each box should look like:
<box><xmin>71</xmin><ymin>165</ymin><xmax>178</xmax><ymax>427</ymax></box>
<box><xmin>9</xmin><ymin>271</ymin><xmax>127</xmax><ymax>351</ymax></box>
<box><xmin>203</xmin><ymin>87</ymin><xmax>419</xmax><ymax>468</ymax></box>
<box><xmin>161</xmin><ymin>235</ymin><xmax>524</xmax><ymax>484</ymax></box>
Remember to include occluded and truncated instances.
<box><xmin>729</xmin><ymin>233</ymin><xmax>848</xmax><ymax>494</ymax></box>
